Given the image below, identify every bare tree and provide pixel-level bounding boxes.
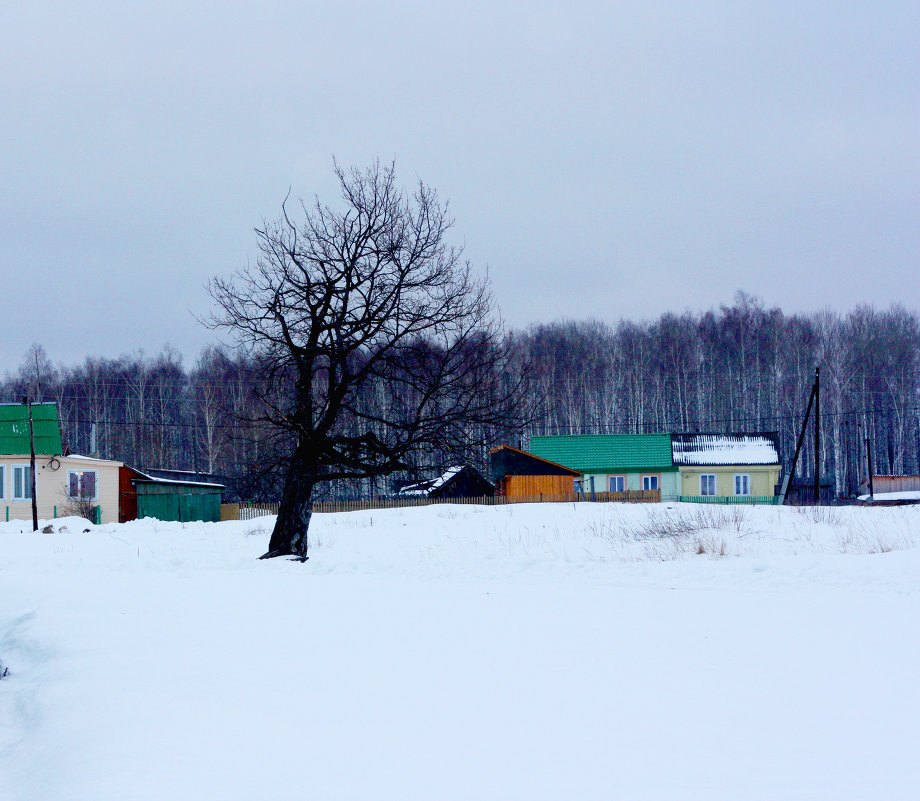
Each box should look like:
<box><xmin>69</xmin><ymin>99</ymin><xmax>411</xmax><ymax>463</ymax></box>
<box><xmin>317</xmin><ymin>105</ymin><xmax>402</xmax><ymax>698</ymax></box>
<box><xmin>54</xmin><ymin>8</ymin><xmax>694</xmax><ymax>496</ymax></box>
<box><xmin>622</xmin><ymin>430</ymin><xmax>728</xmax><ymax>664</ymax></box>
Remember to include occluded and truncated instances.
<box><xmin>207</xmin><ymin>161</ymin><xmax>523</xmax><ymax>559</ymax></box>
<box><xmin>18</xmin><ymin>344</ymin><xmax>56</xmax><ymax>402</ymax></box>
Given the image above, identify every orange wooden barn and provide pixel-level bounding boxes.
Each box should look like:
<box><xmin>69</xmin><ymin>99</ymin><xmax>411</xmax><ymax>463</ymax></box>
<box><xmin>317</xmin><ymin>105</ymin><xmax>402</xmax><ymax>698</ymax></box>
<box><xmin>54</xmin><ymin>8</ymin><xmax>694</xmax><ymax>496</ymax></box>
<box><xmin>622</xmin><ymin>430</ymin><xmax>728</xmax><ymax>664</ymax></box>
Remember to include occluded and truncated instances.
<box><xmin>489</xmin><ymin>445</ymin><xmax>581</xmax><ymax>498</ymax></box>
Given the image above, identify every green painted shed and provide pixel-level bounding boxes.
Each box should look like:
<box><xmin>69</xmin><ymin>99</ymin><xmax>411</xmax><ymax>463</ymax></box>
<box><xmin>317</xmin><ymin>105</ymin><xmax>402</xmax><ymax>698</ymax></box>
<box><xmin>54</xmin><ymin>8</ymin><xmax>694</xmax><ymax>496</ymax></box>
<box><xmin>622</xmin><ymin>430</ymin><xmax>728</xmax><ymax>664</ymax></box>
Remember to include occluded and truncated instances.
<box><xmin>124</xmin><ymin>466</ymin><xmax>225</xmax><ymax>523</ymax></box>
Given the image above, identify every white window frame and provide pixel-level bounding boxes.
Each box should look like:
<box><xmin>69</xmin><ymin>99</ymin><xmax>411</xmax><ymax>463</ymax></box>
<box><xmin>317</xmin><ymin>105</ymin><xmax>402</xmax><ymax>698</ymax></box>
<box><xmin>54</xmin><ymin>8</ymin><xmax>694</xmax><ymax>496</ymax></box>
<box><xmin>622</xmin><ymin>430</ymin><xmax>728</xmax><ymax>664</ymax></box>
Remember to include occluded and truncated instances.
<box><xmin>12</xmin><ymin>464</ymin><xmax>33</xmax><ymax>501</ymax></box>
<box><xmin>67</xmin><ymin>469</ymin><xmax>99</xmax><ymax>501</ymax></box>
<box><xmin>609</xmin><ymin>475</ymin><xmax>626</xmax><ymax>492</ymax></box>
<box><xmin>700</xmin><ymin>473</ymin><xmax>717</xmax><ymax>496</ymax></box>
<box><xmin>734</xmin><ymin>473</ymin><xmax>751</xmax><ymax>496</ymax></box>
<box><xmin>642</xmin><ymin>474</ymin><xmax>659</xmax><ymax>491</ymax></box>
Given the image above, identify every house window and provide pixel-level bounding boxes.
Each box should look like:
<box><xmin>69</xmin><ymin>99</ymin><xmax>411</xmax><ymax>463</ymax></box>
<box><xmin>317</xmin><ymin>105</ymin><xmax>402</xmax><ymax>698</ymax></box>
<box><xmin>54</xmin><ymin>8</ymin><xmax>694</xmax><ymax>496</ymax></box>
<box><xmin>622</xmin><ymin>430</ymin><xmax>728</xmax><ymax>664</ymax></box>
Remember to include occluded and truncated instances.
<box><xmin>609</xmin><ymin>475</ymin><xmax>625</xmax><ymax>492</ymax></box>
<box><xmin>0</xmin><ymin>464</ymin><xmax>5</xmax><ymax>500</ymax></box>
<box><xmin>68</xmin><ymin>470</ymin><xmax>98</xmax><ymax>500</ymax></box>
<box><xmin>700</xmin><ymin>474</ymin><xmax>717</xmax><ymax>496</ymax></box>
<box><xmin>573</xmin><ymin>479</ymin><xmax>583</xmax><ymax>494</ymax></box>
<box><xmin>734</xmin><ymin>474</ymin><xmax>751</xmax><ymax>496</ymax></box>
<box><xmin>12</xmin><ymin>465</ymin><xmax>33</xmax><ymax>501</ymax></box>
<box><xmin>642</xmin><ymin>475</ymin><xmax>659</xmax><ymax>491</ymax></box>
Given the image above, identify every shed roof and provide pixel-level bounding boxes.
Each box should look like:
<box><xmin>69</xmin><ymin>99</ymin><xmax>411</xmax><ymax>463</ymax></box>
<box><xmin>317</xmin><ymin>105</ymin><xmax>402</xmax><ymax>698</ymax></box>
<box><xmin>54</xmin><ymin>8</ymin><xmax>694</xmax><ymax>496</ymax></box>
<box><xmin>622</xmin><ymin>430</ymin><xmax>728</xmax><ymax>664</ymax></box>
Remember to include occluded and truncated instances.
<box><xmin>128</xmin><ymin>466</ymin><xmax>226</xmax><ymax>489</ymax></box>
<box><xmin>489</xmin><ymin>445</ymin><xmax>582</xmax><ymax>480</ymax></box>
<box><xmin>396</xmin><ymin>465</ymin><xmax>493</xmax><ymax>497</ymax></box>
<box><xmin>63</xmin><ymin>454</ymin><xmax>123</xmax><ymax>467</ymax></box>
<box><xmin>139</xmin><ymin>468</ymin><xmax>227</xmax><ymax>488</ymax></box>
<box><xmin>528</xmin><ymin>434</ymin><xmax>676</xmax><ymax>473</ymax></box>
<box><xmin>0</xmin><ymin>402</ymin><xmax>63</xmax><ymax>455</ymax></box>
<box><xmin>397</xmin><ymin>466</ymin><xmax>464</xmax><ymax>496</ymax></box>
<box><xmin>671</xmin><ymin>433</ymin><xmax>780</xmax><ymax>466</ymax></box>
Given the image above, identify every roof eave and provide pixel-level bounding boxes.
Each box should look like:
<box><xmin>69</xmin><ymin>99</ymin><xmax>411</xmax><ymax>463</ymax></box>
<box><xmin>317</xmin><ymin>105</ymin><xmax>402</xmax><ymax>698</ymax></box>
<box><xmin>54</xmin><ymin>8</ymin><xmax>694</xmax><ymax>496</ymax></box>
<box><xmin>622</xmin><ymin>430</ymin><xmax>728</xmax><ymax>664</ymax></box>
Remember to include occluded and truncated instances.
<box><xmin>675</xmin><ymin>461</ymin><xmax>781</xmax><ymax>468</ymax></box>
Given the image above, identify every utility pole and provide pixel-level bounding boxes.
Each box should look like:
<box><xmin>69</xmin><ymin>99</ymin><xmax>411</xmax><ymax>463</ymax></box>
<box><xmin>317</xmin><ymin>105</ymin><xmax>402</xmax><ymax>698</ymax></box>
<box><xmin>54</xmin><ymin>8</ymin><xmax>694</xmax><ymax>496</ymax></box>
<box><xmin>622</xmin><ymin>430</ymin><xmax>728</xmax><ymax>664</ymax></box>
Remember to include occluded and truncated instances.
<box><xmin>24</xmin><ymin>389</ymin><xmax>39</xmax><ymax>532</ymax></box>
<box><xmin>843</xmin><ymin>418</ymin><xmax>851</xmax><ymax>497</ymax></box>
<box><xmin>856</xmin><ymin>422</ymin><xmax>863</xmax><ymax>495</ymax></box>
<box><xmin>865</xmin><ymin>436</ymin><xmax>874</xmax><ymax>502</ymax></box>
<box><xmin>813</xmin><ymin>367</ymin><xmax>820</xmax><ymax>504</ymax></box>
<box><xmin>779</xmin><ymin>368</ymin><xmax>819</xmax><ymax>505</ymax></box>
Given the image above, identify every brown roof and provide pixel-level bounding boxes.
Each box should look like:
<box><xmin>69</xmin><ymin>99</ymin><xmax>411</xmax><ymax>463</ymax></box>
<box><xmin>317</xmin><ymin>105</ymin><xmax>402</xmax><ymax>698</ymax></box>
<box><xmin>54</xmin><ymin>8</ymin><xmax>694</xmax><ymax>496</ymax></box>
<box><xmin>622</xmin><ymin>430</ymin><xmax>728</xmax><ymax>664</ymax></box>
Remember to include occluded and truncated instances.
<box><xmin>489</xmin><ymin>444</ymin><xmax>581</xmax><ymax>476</ymax></box>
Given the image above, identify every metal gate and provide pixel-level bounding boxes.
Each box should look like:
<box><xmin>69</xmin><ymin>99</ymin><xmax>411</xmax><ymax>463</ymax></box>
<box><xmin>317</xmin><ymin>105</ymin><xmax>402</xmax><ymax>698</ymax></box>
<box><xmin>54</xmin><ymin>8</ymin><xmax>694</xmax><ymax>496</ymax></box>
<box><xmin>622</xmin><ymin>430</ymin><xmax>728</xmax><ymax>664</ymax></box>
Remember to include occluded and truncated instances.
<box><xmin>136</xmin><ymin>492</ymin><xmax>222</xmax><ymax>523</ymax></box>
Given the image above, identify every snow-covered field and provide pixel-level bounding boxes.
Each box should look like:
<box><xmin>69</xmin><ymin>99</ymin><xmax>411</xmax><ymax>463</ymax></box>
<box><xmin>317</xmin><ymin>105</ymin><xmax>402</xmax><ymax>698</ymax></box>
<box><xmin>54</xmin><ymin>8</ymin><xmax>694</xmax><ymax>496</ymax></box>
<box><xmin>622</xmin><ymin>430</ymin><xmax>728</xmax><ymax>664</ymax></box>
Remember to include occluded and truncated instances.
<box><xmin>2</xmin><ymin>502</ymin><xmax>919</xmax><ymax>800</ymax></box>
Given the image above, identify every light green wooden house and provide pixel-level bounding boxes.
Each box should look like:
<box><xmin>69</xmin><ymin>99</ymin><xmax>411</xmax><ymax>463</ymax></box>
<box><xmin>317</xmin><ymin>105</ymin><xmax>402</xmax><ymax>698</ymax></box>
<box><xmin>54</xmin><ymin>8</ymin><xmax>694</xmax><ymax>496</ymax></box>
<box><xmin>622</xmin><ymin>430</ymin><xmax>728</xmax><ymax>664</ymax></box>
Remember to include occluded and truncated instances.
<box><xmin>527</xmin><ymin>432</ymin><xmax>782</xmax><ymax>504</ymax></box>
<box><xmin>528</xmin><ymin>434</ymin><xmax>680</xmax><ymax>499</ymax></box>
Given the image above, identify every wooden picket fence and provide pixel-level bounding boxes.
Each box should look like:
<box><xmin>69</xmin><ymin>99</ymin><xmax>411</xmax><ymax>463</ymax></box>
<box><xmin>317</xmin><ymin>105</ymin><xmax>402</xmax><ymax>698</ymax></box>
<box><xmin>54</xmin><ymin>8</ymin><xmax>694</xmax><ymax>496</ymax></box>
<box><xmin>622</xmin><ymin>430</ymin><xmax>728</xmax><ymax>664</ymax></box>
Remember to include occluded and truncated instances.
<box><xmin>678</xmin><ymin>495</ymin><xmax>779</xmax><ymax>506</ymax></box>
<box><xmin>222</xmin><ymin>489</ymin><xmax>660</xmax><ymax>521</ymax></box>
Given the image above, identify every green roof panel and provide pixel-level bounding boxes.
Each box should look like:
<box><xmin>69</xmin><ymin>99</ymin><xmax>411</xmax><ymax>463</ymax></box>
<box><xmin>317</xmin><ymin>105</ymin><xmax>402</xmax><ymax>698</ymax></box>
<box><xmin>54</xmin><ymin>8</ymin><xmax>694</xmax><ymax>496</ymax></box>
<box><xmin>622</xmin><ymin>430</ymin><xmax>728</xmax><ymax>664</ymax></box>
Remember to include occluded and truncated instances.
<box><xmin>528</xmin><ymin>434</ymin><xmax>676</xmax><ymax>474</ymax></box>
<box><xmin>0</xmin><ymin>402</ymin><xmax>63</xmax><ymax>455</ymax></box>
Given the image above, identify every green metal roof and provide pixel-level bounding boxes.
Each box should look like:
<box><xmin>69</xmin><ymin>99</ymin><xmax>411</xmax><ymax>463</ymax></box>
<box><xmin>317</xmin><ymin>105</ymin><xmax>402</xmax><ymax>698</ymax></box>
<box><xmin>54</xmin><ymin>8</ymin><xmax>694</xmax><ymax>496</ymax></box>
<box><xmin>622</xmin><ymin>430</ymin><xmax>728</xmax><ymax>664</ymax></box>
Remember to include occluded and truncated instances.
<box><xmin>0</xmin><ymin>402</ymin><xmax>63</xmax><ymax>455</ymax></box>
<box><xmin>528</xmin><ymin>434</ymin><xmax>676</xmax><ymax>474</ymax></box>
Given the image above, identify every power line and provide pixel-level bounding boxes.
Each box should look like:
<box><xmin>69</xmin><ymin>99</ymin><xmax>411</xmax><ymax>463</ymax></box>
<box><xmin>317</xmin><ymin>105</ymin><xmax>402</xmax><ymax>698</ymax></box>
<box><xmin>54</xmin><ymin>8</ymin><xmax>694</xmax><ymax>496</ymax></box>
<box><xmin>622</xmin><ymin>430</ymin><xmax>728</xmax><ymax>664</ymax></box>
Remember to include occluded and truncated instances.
<box><xmin>57</xmin><ymin>401</ymin><xmax>920</xmax><ymax>436</ymax></box>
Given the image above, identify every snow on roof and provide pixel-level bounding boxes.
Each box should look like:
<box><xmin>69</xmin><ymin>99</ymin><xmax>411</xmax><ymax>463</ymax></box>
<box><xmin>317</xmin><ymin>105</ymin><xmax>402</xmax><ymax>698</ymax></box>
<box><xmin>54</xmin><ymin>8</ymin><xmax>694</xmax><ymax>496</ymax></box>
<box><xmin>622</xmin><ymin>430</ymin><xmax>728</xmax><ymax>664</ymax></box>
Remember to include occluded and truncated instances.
<box><xmin>145</xmin><ymin>468</ymin><xmax>219</xmax><ymax>478</ymax></box>
<box><xmin>130</xmin><ymin>467</ymin><xmax>225</xmax><ymax>489</ymax></box>
<box><xmin>672</xmin><ymin>433</ymin><xmax>780</xmax><ymax>466</ymax></box>
<box><xmin>66</xmin><ymin>454</ymin><xmax>124</xmax><ymax>466</ymax></box>
<box><xmin>397</xmin><ymin>466</ymin><xmax>464</xmax><ymax>496</ymax></box>
<box><xmin>135</xmin><ymin>475</ymin><xmax>226</xmax><ymax>488</ymax></box>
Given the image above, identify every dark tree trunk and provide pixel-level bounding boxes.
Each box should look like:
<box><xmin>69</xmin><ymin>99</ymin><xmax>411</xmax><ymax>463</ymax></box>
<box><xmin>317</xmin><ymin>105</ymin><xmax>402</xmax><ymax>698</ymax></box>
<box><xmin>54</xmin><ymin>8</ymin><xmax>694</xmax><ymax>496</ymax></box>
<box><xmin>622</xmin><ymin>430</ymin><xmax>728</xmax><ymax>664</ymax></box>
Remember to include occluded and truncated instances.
<box><xmin>263</xmin><ymin>448</ymin><xmax>315</xmax><ymax>560</ymax></box>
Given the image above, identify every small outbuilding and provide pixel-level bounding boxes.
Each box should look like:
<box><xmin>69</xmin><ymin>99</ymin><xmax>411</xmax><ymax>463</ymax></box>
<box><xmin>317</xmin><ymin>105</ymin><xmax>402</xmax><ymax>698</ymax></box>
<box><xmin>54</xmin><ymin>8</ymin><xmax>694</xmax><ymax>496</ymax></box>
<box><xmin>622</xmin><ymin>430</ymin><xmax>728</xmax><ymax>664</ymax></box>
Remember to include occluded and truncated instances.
<box><xmin>489</xmin><ymin>445</ymin><xmax>581</xmax><ymax>498</ymax></box>
<box><xmin>395</xmin><ymin>465</ymin><xmax>494</xmax><ymax>499</ymax></box>
<box><xmin>784</xmin><ymin>477</ymin><xmax>836</xmax><ymax>505</ymax></box>
<box><xmin>858</xmin><ymin>474</ymin><xmax>920</xmax><ymax>496</ymax></box>
<box><xmin>120</xmin><ymin>466</ymin><xmax>226</xmax><ymax>523</ymax></box>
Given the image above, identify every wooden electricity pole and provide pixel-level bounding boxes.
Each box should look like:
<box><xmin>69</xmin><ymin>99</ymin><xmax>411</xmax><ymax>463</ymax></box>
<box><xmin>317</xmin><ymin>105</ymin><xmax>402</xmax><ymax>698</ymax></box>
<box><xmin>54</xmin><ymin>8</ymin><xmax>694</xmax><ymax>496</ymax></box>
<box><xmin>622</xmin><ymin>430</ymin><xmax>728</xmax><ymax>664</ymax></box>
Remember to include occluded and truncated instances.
<box><xmin>865</xmin><ymin>436</ymin><xmax>874</xmax><ymax>501</ymax></box>
<box><xmin>24</xmin><ymin>391</ymin><xmax>38</xmax><ymax>532</ymax></box>
<box><xmin>779</xmin><ymin>368</ymin><xmax>820</xmax><ymax>505</ymax></box>
<box><xmin>813</xmin><ymin>367</ymin><xmax>820</xmax><ymax>503</ymax></box>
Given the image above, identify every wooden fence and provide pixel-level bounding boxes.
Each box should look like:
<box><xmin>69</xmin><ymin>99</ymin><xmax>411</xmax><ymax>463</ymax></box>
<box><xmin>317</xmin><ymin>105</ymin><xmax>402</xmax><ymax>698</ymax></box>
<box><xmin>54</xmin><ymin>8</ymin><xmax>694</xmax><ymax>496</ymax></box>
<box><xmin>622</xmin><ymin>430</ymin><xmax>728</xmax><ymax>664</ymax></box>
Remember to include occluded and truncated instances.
<box><xmin>222</xmin><ymin>489</ymin><xmax>660</xmax><ymax>521</ymax></box>
<box><xmin>678</xmin><ymin>495</ymin><xmax>779</xmax><ymax>506</ymax></box>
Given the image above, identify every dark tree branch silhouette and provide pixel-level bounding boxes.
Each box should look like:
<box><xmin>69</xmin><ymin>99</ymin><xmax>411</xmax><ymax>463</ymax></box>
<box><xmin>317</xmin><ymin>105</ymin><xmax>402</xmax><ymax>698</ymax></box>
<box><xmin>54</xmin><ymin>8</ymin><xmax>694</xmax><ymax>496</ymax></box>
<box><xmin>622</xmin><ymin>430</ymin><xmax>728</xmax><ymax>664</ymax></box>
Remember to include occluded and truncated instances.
<box><xmin>206</xmin><ymin>160</ymin><xmax>523</xmax><ymax>559</ymax></box>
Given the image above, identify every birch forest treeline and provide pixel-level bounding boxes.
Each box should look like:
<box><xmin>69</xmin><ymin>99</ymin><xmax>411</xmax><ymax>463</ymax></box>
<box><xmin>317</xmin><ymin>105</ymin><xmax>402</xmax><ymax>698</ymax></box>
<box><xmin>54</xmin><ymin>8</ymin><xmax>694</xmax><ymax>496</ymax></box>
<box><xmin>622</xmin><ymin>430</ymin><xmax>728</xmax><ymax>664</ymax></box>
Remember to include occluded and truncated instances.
<box><xmin>3</xmin><ymin>293</ymin><xmax>919</xmax><ymax>499</ymax></box>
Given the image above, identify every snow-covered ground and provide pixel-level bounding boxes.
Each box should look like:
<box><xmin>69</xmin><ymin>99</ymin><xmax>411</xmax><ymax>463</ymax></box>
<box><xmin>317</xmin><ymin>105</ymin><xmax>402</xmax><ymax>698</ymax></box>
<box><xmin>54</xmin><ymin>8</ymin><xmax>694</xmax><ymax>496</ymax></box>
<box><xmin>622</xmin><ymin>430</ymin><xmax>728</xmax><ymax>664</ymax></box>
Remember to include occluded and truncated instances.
<box><xmin>2</xmin><ymin>502</ymin><xmax>919</xmax><ymax>800</ymax></box>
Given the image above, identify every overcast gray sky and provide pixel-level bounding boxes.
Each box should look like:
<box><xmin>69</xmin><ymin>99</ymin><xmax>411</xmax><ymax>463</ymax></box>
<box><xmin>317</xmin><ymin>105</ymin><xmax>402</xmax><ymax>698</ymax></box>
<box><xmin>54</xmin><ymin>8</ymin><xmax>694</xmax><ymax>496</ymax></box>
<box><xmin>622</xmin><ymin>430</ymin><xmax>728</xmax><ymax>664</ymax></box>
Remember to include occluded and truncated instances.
<box><xmin>3</xmin><ymin>1</ymin><xmax>918</xmax><ymax>367</ymax></box>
